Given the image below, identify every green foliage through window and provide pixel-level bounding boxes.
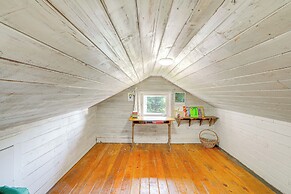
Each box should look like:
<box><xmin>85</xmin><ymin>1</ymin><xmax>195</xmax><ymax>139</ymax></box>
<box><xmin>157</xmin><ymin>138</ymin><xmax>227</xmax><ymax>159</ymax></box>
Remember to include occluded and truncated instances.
<box><xmin>145</xmin><ymin>96</ymin><xmax>166</xmax><ymax>114</ymax></box>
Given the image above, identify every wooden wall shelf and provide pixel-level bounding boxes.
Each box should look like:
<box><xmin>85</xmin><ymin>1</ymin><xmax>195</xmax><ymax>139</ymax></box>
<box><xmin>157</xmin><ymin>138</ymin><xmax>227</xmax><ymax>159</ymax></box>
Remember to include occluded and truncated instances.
<box><xmin>176</xmin><ymin>116</ymin><xmax>219</xmax><ymax>127</ymax></box>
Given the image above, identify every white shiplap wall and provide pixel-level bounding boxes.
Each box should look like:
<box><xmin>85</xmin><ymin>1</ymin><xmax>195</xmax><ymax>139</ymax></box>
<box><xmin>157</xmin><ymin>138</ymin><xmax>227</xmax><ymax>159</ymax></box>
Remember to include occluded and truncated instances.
<box><xmin>215</xmin><ymin>108</ymin><xmax>291</xmax><ymax>194</ymax></box>
<box><xmin>0</xmin><ymin>107</ymin><xmax>97</xmax><ymax>194</ymax></box>
<box><xmin>95</xmin><ymin>77</ymin><xmax>215</xmax><ymax>143</ymax></box>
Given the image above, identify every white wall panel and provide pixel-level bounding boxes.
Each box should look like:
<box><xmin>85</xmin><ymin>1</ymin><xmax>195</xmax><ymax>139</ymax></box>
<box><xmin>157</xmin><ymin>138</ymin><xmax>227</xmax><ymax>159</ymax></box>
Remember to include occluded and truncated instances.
<box><xmin>0</xmin><ymin>107</ymin><xmax>97</xmax><ymax>193</ymax></box>
<box><xmin>215</xmin><ymin>108</ymin><xmax>291</xmax><ymax>194</ymax></box>
<box><xmin>95</xmin><ymin>77</ymin><xmax>215</xmax><ymax>143</ymax></box>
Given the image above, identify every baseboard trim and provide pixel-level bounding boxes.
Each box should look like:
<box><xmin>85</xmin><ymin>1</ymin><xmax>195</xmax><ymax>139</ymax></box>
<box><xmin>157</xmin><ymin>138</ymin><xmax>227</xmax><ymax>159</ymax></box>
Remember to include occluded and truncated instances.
<box><xmin>218</xmin><ymin>146</ymin><xmax>282</xmax><ymax>194</ymax></box>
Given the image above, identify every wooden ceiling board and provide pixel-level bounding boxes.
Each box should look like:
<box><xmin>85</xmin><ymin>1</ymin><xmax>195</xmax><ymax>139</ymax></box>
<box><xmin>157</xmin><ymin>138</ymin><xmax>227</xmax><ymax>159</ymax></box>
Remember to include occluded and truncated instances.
<box><xmin>156</xmin><ymin>0</ymin><xmax>225</xmax><ymax>75</ymax></box>
<box><xmin>0</xmin><ymin>0</ymin><xmax>134</xmax><ymax>85</ymax></box>
<box><xmin>170</xmin><ymin>0</ymin><xmax>291</xmax><ymax>81</ymax></box>
<box><xmin>99</xmin><ymin>0</ymin><xmax>144</xmax><ymax>80</ymax></box>
<box><xmin>173</xmin><ymin>31</ymin><xmax>291</xmax><ymax>85</ymax></box>
<box><xmin>1</xmin><ymin>0</ymin><xmax>291</xmax><ymax>129</ymax></box>
<box><xmin>176</xmin><ymin>51</ymin><xmax>291</xmax><ymax>89</ymax></box>
<box><xmin>163</xmin><ymin>0</ymin><xmax>246</xmax><ymax>77</ymax></box>
<box><xmin>137</xmin><ymin>0</ymin><xmax>173</xmax><ymax>77</ymax></box>
<box><xmin>46</xmin><ymin>0</ymin><xmax>139</xmax><ymax>83</ymax></box>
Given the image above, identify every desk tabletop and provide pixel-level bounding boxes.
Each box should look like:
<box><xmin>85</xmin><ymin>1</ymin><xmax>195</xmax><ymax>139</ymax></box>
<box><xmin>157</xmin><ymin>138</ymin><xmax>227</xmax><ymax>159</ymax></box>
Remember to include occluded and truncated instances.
<box><xmin>129</xmin><ymin>116</ymin><xmax>175</xmax><ymax>121</ymax></box>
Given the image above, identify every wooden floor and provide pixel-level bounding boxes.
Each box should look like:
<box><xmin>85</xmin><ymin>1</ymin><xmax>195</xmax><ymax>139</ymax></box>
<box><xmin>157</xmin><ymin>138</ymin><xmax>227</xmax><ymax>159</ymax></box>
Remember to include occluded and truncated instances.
<box><xmin>49</xmin><ymin>144</ymin><xmax>274</xmax><ymax>194</ymax></box>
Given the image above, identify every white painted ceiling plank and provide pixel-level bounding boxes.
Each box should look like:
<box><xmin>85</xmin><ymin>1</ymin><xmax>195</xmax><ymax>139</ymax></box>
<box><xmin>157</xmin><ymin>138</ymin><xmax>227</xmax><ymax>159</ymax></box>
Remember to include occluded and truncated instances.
<box><xmin>0</xmin><ymin>0</ymin><xmax>134</xmax><ymax>85</ymax></box>
<box><xmin>173</xmin><ymin>31</ymin><xmax>291</xmax><ymax>84</ymax></box>
<box><xmin>137</xmin><ymin>0</ymin><xmax>173</xmax><ymax>77</ymax></box>
<box><xmin>202</xmin><ymin>96</ymin><xmax>291</xmax><ymax>104</ymax></box>
<box><xmin>216</xmin><ymin>104</ymin><xmax>291</xmax><ymax>123</ymax></box>
<box><xmin>158</xmin><ymin>0</ymin><xmax>225</xmax><ymax>75</ymax></box>
<box><xmin>100</xmin><ymin>0</ymin><xmax>144</xmax><ymax>81</ymax></box>
<box><xmin>163</xmin><ymin>0</ymin><xmax>246</xmax><ymax>77</ymax></box>
<box><xmin>0</xmin><ymin>59</ymin><xmax>126</xmax><ymax>90</ymax></box>
<box><xmin>1</xmin><ymin>0</ymin><xmax>291</xmax><ymax>128</ymax></box>
<box><xmin>0</xmin><ymin>94</ymin><xmax>110</xmax><ymax>104</ymax></box>
<box><xmin>0</xmin><ymin>103</ymin><xmax>98</xmax><ymax>130</ymax></box>
<box><xmin>190</xmin><ymin>90</ymin><xmax>291</xmax><ymax>98</ymax></box>
<box><xmin>170</xmin><ymin>0</ymin><xmax>291</xmax><ymax>81</ymax></box>
<box><xmin>179</xmin><ymin>81</ymin><xmax>288</xmax><ymax>93</ymax></box>
<box><xmin>46</xmin><ymin>0</ymin><xmax>139</xmax><ymax>83</ymax></box>
<box><xmin>152</xmin><ymin>0</ymin><xmax>199</xmax><ymax>75</ymax></box>
<box><xmin>0</xmin><ymin>24</ymin><xmax>129</xmax><ymax>89</ymax></box>
<box><xmin>177</xmin><ymin>51</ymin><xmax>291</xmax><ymax>89</ymax></box>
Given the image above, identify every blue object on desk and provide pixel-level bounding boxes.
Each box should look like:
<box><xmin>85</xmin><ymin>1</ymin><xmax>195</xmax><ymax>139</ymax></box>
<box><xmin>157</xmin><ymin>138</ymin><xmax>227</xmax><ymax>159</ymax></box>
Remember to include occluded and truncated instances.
<box><xmin>0</xmin><ymin>186</ymin><xmax>29</xmax><ymax>194</ymax></box>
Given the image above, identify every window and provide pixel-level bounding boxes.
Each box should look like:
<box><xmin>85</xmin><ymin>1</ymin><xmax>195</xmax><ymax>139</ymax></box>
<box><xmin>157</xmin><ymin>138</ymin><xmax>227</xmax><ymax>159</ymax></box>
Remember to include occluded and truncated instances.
<box><xmin>139</xmin><ymin>92</ymin><xmax>171</xmax><ymax>117</ymax></box>
<box><xmin>144</xmin><ymin>95</ymin><xmax>166</xmax><ymax>115</ymax></box>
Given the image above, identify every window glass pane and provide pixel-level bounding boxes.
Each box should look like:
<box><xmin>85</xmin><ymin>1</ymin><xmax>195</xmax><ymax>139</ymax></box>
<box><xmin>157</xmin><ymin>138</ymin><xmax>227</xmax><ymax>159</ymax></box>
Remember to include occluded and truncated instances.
<box><xmin>145</xmin><ymin>96</ymin><xmax>166</xmax><ymax>114</ymax></box>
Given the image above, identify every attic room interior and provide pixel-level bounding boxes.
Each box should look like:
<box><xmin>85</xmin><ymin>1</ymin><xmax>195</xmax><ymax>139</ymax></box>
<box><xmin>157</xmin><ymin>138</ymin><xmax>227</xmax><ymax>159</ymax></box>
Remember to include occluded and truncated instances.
<box><xmin>0</xmin><ymin>0</ymin><xmax>291</xmax><ymax>193</ymax></box>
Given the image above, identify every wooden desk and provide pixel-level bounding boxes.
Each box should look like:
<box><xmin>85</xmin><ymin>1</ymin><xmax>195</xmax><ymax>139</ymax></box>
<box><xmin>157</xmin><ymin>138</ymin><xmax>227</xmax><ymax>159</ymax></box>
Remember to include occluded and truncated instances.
<box><xmin>176</xmin><ymin>116</ymin><xmax>219</xmax><ymax>127</ymax></box>
<box><xmin>129</xmin><ymin>116</ymin><xmax>175</xmax><ymax>150</ymax></box>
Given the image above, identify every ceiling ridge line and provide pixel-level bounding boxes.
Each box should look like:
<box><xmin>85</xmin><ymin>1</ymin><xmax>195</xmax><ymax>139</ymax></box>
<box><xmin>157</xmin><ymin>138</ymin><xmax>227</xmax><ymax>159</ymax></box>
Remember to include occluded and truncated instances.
<box><xmin>150</xmin><ymin>0</ymin><xmax>175</xmax><ymax>75</ymax></box>
<box><xmin>156</xmin><ymin>0</ymin><xmax>201</xmax><ymax>75</ymax></box>
<box><xmin>172</xmin><ymin>1</ymin><xmax>291</xmax><ymax>81</ymax></box>
<box><xmin>44</xmin><ymin>0</ymin><xmax>136</xmax><ymax>85</ymax></box>
<box><xmin>99</xmin><ymin>0</ymin><xmax>141</xmax><ymax>82</ymax></box>
<box><xmin>0</xmin><ymin>21</ymin><xmax>129</xmax><ymax>86</ymax></box>
<box><xmin>147</xmin><ymin>0</ymin><xmax>161</xmax><ymax>78</ymax></box>
<box><xmin>164</xmin><ymin>0</ymin><xmax>245</xmax><ymax>78</ymax></box>
<box><xmin>135</xmin><ymin>0</ymin><xmax>145</xmax><ymax>76</ymax></box>
<box><xmin>163</xmin><ymin>0</ymin><xmax>226</xmax><ymax>77</ymax></box>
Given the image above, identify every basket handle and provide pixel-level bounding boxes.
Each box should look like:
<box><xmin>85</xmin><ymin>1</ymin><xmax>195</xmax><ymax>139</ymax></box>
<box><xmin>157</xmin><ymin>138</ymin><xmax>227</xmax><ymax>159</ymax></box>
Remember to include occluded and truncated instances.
<box><xmin>199</xmin><ymin>129</ymin><xmax>218</xmax><ymax>141</ymax></box>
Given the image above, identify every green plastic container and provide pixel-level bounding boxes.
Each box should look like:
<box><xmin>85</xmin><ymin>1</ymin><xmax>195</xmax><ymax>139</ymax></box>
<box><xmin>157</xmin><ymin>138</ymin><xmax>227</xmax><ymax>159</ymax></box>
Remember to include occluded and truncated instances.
<box><xmin>190</xmin><ymin>107</ymin><xmax>199</xmax><ymax>118</ymax></box>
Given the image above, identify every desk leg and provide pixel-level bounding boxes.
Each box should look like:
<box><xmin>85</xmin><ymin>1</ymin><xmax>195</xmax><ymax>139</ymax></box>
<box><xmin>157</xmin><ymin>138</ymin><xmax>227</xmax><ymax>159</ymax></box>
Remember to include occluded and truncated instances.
<box><xmin>168</xmin><ymin>122</ymin><xmax>171</xmax><ymax>151</ymax></box>
<box><xmin>131</xmin><ymin>122</ymin><xmax>135</xmax><ymax>150</ymax></box>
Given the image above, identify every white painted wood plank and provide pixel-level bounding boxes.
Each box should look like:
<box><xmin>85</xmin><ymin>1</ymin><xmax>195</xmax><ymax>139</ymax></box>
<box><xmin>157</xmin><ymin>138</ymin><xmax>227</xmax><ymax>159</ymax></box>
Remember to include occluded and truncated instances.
<box><xmin>0</xmin><ymin>59</ymin><xmax>125</xmax><ymax>90</ymax></box>
<box><xmin>101</xmin><ymin>0</ymin><xmax>144</xmax><ymax>80</ymax></box>
<box><xmin>181</xmin><ymin>81</ymin><xmax>288</xmax><ymax>93</ymax></box>
<box><xmin>189</xmin><ymin>89</ymin><xmax>291</xmax><ymax>98</ymax></box>
<box><xmin>158</xmin><ymin>0</ymin><xmax>224</xmax><ymax>75</ymax></box>
<box><xmin>163</xmin><ymin>0</ymin><xmax>247</xmax><ymax>77</ymax></box>
<box><xmin>0</xmin><ymin>146</ymin><xmax>14</xmax><ymax>185</ymax></box>
<box><xmin>168</xmin><ymin>28</ymin><xmax>291</xmax><ymax>81</ymax></box>
<box><xmin>178</xmin><ymin>52</ymin><xmax>291</xmax><ymax>89</ymax></box>
<box><xmin>0</xmin><ymin>107</ymin><xmax>97</xmax><ymax>193</ymax></box>
<box><xmin>0</xmin><ymin>0</ymin><xmax>134</xmax><ymax>84</ymax></box>
<box><xmin>215</xmin><ymin>108</ymin><xmax>291</xmax><ymax>193</ymax></box>
<box><xmin>171</xmin><ymin>0</ymin><xmax>291</xmax><ymax>81</ymax></box>
<box><xmin>137</xmin><ymin>0</ymin><xmax>173</xmax><ymax>76</ymax></box>
<box><xmin>203</xmin><ymin>96</ymin><xmax>291</xmax><ymax>105</ymax></box>
<box><xmin>0</xmin><ymin>102</ymin><xmax>97</xmax><ymax>131</ymax></box>
<box><xmin>0</xmin><ymin>23</ymin><xmax>129</xmax><ymax>87</ymax></box>
<box><xmin>95</xmin><ymin>77</ymin><xmax>214</xmax><ymax>144</ymax></box>
<box><xmin>44</xmin><ymin>0</ymin><xmax>138</xmax><ymax>83</ymax></box>
<box><xmin>152</xmin><ymin>0</ymin><xmax>199</xmax><ymax>74</ymax></box>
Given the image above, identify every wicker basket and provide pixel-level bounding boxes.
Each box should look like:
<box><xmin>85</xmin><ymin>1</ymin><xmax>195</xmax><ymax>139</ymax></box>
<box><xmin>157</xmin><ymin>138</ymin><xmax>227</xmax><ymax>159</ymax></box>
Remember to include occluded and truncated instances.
<box><xmin>199</xmin><ymin>129</ymin><xmax>218</xmax><ymax>148</ymax></box>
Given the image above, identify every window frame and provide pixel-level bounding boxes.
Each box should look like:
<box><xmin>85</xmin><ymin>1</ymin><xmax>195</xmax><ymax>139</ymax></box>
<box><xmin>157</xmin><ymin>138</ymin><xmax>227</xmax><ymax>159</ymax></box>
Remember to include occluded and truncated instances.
<box><xmin>138</xmin><ymin>91</ymin><xmax>171</xmax><ymax>117</ymax></box>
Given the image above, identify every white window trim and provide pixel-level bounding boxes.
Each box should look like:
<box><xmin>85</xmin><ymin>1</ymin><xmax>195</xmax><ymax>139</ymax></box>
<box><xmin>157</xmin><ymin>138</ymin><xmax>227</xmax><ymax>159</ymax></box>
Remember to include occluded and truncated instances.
<box><xmin>138</xmin><ymin>91</ymin><xmax>171</xmax><ymax>117</ymax></box>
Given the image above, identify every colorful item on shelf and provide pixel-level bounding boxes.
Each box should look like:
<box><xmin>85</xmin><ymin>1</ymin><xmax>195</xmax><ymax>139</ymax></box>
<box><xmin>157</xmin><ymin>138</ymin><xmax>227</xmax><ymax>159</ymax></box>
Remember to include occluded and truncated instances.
<box><xmin>131</xmin><ymin>111</ymin><xmax>138</xmax><ymax>118</ymax></box>
<box><xmin>190</xmin><ymin>107</ymin><xmax>199</xmax><ymax>118</ymax></box>
<box><xmin>197</xmin><ymin>106</ymin><xmax>205</xmax><ymax>118</ymax></box>
<box><xmin>183</xmin><ymin>106</ymin><xmax>188</xmax><ymax>117</ymax></box>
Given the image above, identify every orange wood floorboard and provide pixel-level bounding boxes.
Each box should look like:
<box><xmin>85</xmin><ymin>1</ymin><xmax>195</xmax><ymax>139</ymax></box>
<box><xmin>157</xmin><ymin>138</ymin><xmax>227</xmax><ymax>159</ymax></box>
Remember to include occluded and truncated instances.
<box><xmin>48</xmin><ymin>143</ymin><xmax>275</xmax><ymax>194</ymax></box>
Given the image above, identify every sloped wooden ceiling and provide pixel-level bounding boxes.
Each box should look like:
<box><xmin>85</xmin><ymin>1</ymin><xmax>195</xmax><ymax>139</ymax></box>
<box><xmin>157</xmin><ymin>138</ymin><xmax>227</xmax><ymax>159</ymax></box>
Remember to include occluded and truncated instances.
<box><xmin>0</xmin><ymin>0</ymin><xmax>291</xmax><ymax>130</ymax></box>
